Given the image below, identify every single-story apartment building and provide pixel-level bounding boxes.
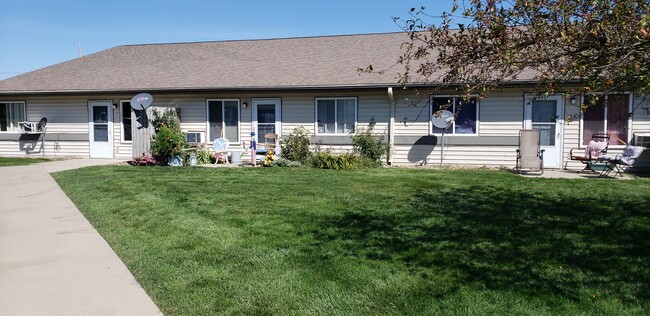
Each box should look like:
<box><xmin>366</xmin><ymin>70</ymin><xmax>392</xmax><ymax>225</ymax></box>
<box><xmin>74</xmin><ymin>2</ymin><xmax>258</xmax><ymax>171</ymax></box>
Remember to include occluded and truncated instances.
<box><xmin>0</xmin><ymin>32</ymin><xmax>649</xmax><ymax>170</ymax></box>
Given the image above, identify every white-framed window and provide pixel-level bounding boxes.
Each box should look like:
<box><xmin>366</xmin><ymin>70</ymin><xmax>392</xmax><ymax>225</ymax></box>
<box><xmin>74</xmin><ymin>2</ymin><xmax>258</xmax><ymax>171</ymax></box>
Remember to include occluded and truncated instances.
<box><xmin>206</xmin><ymin>99</ymin><xmax>240</xmax><ymax>143</ymax></box>
<box><xmin>430</xmin><ymin>96</ymin><xmax>479</xmax><ymax>135</ymax></box>
<box><xmin>120</xmin><ymin>101</ymin><xmax>133</xmax><ymax>142</ymax></box>
<box><xmin>315</xmin><ymin>97</ymin><xmax>357</xmax><ymax>134</ymax></box>
<box><xmin>580</xmin><ymin>93</ymin><xmax>632</xmax><ymax>146</ymax></box>
<box><xmin>0</xmin><ymin>101</ymin><xmax>25</xmax><ymax>132</ymax></box>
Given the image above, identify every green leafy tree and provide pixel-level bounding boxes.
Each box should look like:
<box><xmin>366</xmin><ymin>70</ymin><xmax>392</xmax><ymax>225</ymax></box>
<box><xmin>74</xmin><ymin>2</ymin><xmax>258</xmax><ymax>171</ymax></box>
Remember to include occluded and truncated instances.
<box><xmin>380</xmin><ymin>1</ymin><xmax>650</xmax><ymax>105</ymax></box>
<box><xmin>150</xmin><ymin>103</ymin><xmax>186</xmax><ymax>165</ymax></box>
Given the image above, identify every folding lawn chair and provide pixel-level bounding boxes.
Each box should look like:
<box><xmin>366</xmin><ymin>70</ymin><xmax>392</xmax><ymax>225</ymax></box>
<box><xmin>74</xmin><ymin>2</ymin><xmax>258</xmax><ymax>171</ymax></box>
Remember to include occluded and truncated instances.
<box><xmin>516</xmin><ymin>129</ymin><xmax>545</xmax><ymax>174</ymax></box>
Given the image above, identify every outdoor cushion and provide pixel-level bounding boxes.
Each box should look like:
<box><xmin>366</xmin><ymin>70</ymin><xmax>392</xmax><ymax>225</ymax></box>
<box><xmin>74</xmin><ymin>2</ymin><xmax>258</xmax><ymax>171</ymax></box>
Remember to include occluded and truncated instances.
<box><xmin>585</xmin><ymin>140</ymin><xmax>607</xmax><ymax>158</ymax></box>
<box><xmin>617</xmin><ymin>146</ymin><xmax>645</xmax><ymax>166</ymax></box>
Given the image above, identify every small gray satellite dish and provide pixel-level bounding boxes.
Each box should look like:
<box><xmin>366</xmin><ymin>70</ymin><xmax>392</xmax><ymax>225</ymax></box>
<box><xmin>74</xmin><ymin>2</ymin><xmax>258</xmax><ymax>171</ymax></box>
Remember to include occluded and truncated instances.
<box><xmin>432</xmin><ymin>109</ymin><xmax>454</xmax><ymax>166</ymax></box>
<box><xmin>432</xmin><ymin>110</ymin><xmax>454</xmax><ymax>129</ymax></box>
<box><xmin>130</xmin><ymin>93</ymin><xmax>153</xmax><ymax>110</ymax></box>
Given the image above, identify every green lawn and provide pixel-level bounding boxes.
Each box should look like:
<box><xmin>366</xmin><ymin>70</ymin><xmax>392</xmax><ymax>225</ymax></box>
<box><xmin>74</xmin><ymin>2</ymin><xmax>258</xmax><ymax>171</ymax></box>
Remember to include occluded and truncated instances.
<box><xmin>53</xmin><ymin>167</ymin><xmax>650</xmax><ymax>315</ymax></box>
<box><xmin>0</xmin><ymin>156</ymin><xmax>50</xmax><ymax>167</ymax></box>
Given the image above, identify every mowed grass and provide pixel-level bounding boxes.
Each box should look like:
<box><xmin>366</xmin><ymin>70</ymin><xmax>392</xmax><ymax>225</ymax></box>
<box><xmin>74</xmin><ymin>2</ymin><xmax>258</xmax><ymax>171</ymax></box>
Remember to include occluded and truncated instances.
<box><xmin>53</xmin><ymin>167</ymin><xmax>650</xmax><ymax>315</ymax></box>
<box><xmin>0</xmin><ymin>156</ymin><xmax>50</xmax><ymax>166</ymax></box>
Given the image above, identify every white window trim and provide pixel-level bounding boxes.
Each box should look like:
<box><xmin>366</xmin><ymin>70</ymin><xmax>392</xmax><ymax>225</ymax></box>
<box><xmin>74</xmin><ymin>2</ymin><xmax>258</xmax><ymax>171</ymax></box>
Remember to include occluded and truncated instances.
<box><xmin>314</xmin><ymin>97</ymin><xmax>358</xmax><ymax>135</ymax></box>
<box><xmin>0</xmin><ymin>101</ymin><xmax>26</xmax><ymax>133</ymax></box>
<box><xmin>428</xmin><ymin>95</ymin><xmax>480</xmax><ymax>136</ymax></box>
<box><xmin>119</xmin><ymin>100</ymin><xmax>132</xmax><ymax>143</ymax></box>
<box><xmin>206</xmin><ymin>99</ymin><xmax>241</xmax><ymax>144</ymax></box>
<box><xmin>579</xmin><ymin>92</ymin><xmax>633</xmax><ymax>148</ymax></box>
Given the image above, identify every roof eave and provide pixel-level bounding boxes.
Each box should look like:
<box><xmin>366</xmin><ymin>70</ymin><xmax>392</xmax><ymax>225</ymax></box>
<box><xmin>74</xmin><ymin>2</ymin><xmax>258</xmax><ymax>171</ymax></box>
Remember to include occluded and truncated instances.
<box><xmin>0</xmin><ymin>80</ymin><xmax>580</xmax><ymax>96</ymax></box>
<box><xmin>0</xmin><ymin>83</ymin><xmax>405</xmax><ymax>96</ymax></box>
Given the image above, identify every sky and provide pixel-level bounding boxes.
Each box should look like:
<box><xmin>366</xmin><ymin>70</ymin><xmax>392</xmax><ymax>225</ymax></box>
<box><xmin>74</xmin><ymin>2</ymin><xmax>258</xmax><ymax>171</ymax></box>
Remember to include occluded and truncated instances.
<box><xmin>0</xmin><ymin>0</ymin><xmax>454</xmax><ymax>80</ymax></box>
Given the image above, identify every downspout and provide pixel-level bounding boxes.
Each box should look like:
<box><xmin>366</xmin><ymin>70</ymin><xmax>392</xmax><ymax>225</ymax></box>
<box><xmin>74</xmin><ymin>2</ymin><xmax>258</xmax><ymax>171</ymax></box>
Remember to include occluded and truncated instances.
<box><xmin>387</xmin><ymin>87</ymin><xmax>395</xmax><ymax>165</ymax></box>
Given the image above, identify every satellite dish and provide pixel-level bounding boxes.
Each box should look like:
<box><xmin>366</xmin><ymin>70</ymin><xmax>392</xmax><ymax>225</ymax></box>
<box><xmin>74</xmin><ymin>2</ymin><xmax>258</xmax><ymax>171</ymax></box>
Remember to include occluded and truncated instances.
<box><xmin>432</xmin><ymin>109</ymin><xmax>454</xmax><ymax>167</ymax></box>
<box><xmin>432</xmin><ymin>110</ymin><xmax>454</xmax><ymax>129</ymax></box>
<box><xmin>130</xmin><ymin>93</ymin><xmax>153</xmax><ymax>110</ymax></box>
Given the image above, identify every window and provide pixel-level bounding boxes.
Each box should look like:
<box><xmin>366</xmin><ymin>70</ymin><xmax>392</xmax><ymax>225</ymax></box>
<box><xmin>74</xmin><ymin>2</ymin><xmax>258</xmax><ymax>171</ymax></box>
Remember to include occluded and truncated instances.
<box><xmin>121</xmin><ymin>101</ymin><xmax>132</xmax><ymax>142</ymax></box>
<box><xmin>582</xmin><ymin>94</ymin><xmax>630</xmax><ymax>146</ymax></box>
<box><xmin>431</xmin><ymin>96</ymin><xmax>478</xmax><ymax>134</ymax></box>
<box><xmin>0</xmin><ymin>102</ymin><xmax>25</xmax><ymax>132</ymax></box>
<box><xmin>316</xmin><ymin>97</ymin><xmax>356</xmax><ymax>134</ymax></box>
<box><xmin>207</xmin><ymin>99</ymin><xmax>239</xmax><ymax>142</ymax></box>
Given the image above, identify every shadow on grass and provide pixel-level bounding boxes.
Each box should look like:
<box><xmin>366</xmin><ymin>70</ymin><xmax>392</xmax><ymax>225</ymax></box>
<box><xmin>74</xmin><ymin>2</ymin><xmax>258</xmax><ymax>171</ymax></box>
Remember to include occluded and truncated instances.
<box><xmin>313</xmin><ymin>186</ymin><xmax>650</xmax><ymax>303</ymax></box>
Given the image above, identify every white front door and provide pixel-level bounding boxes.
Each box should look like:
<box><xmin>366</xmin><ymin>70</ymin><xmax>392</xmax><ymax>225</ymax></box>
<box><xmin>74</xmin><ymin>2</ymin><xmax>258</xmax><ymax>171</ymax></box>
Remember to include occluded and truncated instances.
<box><xmin>252</xmin><ymin>98</ymin><xmax>281</xmax><ymax>144</ymax></box>
<box><xmin>88</xmin><ymin>101</ymin><xmax>113</xmax><ymax>158</ymax></box>
<box><xmin>525</xmin><ymin>94</ymin><xmax>564</xmax><ymax>168</ymax></box>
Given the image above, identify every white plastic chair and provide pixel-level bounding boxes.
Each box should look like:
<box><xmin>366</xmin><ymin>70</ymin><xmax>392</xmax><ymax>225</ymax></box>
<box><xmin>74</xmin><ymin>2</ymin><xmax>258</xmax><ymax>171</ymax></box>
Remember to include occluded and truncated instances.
<box><xmin>212</xmin><ymin>138</ymin><xmax>230</xmax><ymax>164</ymax></box>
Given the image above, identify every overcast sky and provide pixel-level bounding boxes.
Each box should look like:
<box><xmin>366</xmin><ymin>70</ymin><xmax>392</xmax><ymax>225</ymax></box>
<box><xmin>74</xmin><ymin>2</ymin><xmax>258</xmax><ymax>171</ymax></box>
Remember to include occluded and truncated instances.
<box><xmin>0</xmin><ymin>1</ymin><xmax>457</xmax><ymax>80</ymax></box>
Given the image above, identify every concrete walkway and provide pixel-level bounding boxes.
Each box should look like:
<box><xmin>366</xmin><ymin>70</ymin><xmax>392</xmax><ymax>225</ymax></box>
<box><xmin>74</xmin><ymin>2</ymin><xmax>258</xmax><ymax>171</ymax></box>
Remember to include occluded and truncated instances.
<box><xmin>0</xmin><ymin>159</ymin><xmax>162</xmax><ymax>315</ymax></box>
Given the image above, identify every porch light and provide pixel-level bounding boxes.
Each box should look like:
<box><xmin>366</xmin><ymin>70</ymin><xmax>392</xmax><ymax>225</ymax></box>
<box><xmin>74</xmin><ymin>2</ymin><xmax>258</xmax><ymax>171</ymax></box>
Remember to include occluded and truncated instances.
<box><xmin>570</xmin><ymin>96</ymin><xmax>577</xmax><ymax>105</ymax></box>
<box><xmin>242</xmin><ymin>102</ymin><xmax>248</xmax><ymax>109</ymax></box>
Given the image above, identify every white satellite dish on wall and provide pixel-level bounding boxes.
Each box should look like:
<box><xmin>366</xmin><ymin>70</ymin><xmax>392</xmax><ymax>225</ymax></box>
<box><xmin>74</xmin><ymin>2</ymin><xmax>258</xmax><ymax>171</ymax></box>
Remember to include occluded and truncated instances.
<box><xmin>432</xmin><ymin>110</ymin><xmax>454</xmax><ymax>166</ymax></box>
<box><xmin>432</xmin><ymin>110</ymin><xmax>454</xmax><ymax>129</ymax></box>
<box><xmin>130</xmin><ymin>93</ymin><xmax>153</xmax><ymax>110</ymax></box>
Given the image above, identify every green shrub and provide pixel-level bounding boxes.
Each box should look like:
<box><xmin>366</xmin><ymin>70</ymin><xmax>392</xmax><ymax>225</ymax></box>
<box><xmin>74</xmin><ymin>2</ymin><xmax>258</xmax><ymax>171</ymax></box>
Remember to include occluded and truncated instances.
<box><xmin>280</xmin><ymin>126</ymin><xmax>312</xmax><ymax>163</ymax></box>
<box><xmin>150</xmin><ymin>105</ymin><xmax>186</xmax><ymax>165</ymax></box>
<box><xmin>351</xmin><ymin>123</ymin><xmax>389</xmax><ymax>165</ymax></box>
<box><xmin>151</xmin><ymin>125</ymin><xmax>186</xmax><ymax>165</ymax></box>
<box><xmin>196</xmin><ymin>146</ymin><xmax>213</xmax><ymax>165</ymax></box>
<box><xmin>269</xmin><ymin>158</ymin><xmax>303</xmax><ymax>167</ymax></box>
<box><xmin>311</xmin><ymin>152</ymin><xmax>370</xmax><ymax>170</ymax></box>
<box><xmin>151</xmin><ymin>102</ymin><xmax>181</xmax><ymax>132</ymax></box>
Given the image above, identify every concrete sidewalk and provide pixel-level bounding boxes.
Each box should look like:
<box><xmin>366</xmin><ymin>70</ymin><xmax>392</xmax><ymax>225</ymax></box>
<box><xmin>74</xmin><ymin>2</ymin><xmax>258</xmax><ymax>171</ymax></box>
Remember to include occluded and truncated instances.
<box><xmin>0</xmin><ymin>160</ymin><xmax>162</xmax><ymax>315</ymax></box>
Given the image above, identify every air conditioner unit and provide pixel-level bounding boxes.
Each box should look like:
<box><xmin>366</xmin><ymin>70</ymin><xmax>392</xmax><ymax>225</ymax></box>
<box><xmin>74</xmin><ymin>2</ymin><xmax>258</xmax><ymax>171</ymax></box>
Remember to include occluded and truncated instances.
<box><xmin>634</xmin><ymin>132</ymin><xmax>650</xmax><ymax>147</ymax></box>
<box><xmin>184</xmin><ymin>131</ymin><xmax>205</xmax><ymax>145</ymax></box>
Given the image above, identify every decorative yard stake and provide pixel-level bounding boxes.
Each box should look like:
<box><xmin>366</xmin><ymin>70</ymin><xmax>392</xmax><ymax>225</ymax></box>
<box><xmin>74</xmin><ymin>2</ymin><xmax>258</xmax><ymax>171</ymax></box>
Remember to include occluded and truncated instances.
<box><xmin>250</xmin><ymin>129</ymin><xmax>257</xmax><ymax>166</ymax></box>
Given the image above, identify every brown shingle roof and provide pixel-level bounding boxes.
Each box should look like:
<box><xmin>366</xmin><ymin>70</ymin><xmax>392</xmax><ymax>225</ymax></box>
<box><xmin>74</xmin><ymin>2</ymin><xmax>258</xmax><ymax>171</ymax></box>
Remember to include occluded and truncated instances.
<box><xmin>0</xmin><ymin>32</ymin><xmax>414</xmax><ymax>94</ymax></box>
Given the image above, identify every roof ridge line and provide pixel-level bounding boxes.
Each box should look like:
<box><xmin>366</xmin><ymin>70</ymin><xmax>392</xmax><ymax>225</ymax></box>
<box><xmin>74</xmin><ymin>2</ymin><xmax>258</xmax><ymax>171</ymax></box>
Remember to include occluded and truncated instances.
<box><xmin>121</xmin><ymin>31</ymin><xmax>407</xmax><ymax>47</ymax></box>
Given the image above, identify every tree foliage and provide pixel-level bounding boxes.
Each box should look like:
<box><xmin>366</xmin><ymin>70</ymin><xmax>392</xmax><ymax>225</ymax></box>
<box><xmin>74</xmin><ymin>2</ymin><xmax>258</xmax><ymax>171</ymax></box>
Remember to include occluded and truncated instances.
<box><xmin>150</xmin><ymin>103</ymin><xmax>186</xmax><ymax>165</ymax></box>
<box><xmin>391</xmin><ymin>0</ymin><xmax>650</xmax><ymax>102</ymax></box>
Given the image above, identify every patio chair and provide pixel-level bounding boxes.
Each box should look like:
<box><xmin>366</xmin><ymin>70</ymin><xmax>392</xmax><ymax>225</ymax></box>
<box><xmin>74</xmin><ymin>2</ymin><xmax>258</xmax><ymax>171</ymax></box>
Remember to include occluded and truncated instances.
<box><xmin>597</xmin><ymin>146</ymin><xmax>645</xmax><ymax>177</ymax></box>
<box><xmin>515</xmin><ymin>129</ymin><xmax>545</xmax><ymax>174</ymax></box>
<box><xmin>263</xmin><ymin>133</ymin><xmax>278</xmax><ymax>151</ymax></box>
<box><xmin>567</xmin><ymin>133</ymin><xmax>610</xmax><ymax>172</ymax></box>
<box><xmin>212</xmin><ymin>138</ymin><xmax>230</xmax><ymax>164</ymax></box>
<box><xmin>256</xmin><ymin>133</ymin><xmax>277</xmax><ymax>156</ymax></box>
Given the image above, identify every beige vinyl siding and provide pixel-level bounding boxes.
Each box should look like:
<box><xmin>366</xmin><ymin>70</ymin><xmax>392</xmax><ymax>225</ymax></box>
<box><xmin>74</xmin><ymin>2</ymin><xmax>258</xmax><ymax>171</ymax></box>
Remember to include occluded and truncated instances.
<box><xmin>562</xmin><ymin>98</ymin><xmax>583</xmax><ymax>170</ymax></box>
<box><xmin>393</xmin><ymin>90</ymin><xmax>525</xmax><ymax>137</ymax></box>
<box><xmin>0</xmin><ymin>140</ymin><xmax>89</xmax><ymax>158</ymax></box>
<box><xmin>178</xmin><ymin>99</ymin><xmax>208</xmax><ymax>135</ymax></box>
<box><xmin>281</xmin><ymin>91</ymin><xmax>390</xmax><ymax>136</ymax></box>
<box><xmin>0</xmin><ymin>97</ymin><xmax>90</xmax><ymax>157</ymax></box>
<box><xmin>392</xmin><ymin>144</ymin><xmax>517</xmax><ymax>166</ymax></box>
<box><xmin>393</xmin><ymin>91</ymin><xmax>430</xmax><ymax>136</ymax></box>
<box><xmin>358</xmin><ymin>93</ymin><xmax>390</xmax><ymax>133</ymax></box>
<box><xmin>390</xmin><ymin>90</ymin><xmax>525</xmax><ymax>166</ymax></box>
<box><xmin>282</xmin><ymin>95</ymin><xmax>316</xmax><ymax>135</ymax></box>
<box><xmin>479</xmin><ymin>92</ymin><xmax>524</xmax><ymax>136</ymax></box>
<box><xmin>26</xmin><ymin>99</ymin><xmax>88</xmax><ymax>134</ymax></box>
